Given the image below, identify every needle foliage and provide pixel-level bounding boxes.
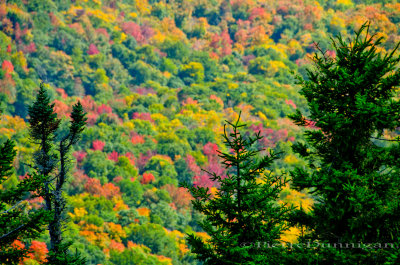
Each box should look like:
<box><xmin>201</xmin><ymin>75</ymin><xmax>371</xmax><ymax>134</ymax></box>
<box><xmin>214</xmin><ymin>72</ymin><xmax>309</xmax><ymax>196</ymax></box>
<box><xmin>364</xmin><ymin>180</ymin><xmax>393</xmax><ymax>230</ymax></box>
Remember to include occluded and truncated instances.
<box><xmin>288</xmin><ymin>22</ymin><xmax>400</xmax><ymax>264</ymax></box>
<box><xmin>184</xmin><ymin>114</ymin><xmax>293</xmax><ymax>264</ymax></box>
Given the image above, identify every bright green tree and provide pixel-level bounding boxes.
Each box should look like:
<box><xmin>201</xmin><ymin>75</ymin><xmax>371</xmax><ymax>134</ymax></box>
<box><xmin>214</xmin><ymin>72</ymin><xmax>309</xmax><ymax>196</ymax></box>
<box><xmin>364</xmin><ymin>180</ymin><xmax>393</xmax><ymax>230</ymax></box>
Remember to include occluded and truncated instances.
<box><xmin>184</xmin><ymin>114</ymin><xmax>292</xmax><ymax>264</ymax></box>
<box><xmin>288</xmin><ymin>23</ymin><xmax>400</xmax><ymax>264</ymax></box>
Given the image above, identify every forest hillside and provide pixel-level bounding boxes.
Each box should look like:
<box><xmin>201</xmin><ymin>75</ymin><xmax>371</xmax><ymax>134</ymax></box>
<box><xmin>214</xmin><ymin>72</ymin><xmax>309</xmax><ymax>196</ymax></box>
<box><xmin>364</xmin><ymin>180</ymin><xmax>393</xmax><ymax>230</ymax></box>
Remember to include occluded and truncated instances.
<box><xmin>1</xmin><ymin>0</ymin><xmax>400</xmax><ymax>264</ymax></box>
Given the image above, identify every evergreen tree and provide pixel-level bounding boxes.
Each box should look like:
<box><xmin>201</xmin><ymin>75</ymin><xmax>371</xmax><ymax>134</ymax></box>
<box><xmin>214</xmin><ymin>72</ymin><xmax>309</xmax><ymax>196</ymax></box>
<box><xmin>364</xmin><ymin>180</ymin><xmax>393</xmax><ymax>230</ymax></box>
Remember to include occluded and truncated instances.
<box><xmin>28</xmin><ymin>84</ymin><xmax>60</xmax><ymax>214</ymax></box>
<box><xmin>288</xmin><ymin>23</ymin><xmax>400</xmax><ymax>264</ymax></box>
<box><xmin>28</xmin><ymin>83</ymin><xmax>87</xmax><ymax>264</ymax></box>
<box><xmin>184</xmin><ymin>114</ymin><xmax>292</xmax><ymax>264</ymax></box>
<box><xmin>0</xmin><ymin>138</ymin><xmax>51</xmax><ymax>264</ymax></box>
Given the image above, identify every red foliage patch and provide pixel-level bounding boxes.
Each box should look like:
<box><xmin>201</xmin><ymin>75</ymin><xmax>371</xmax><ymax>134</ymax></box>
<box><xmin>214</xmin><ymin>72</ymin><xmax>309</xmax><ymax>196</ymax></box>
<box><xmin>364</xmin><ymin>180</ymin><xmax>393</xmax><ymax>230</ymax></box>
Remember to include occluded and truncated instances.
<box><xmin>87</xmin><ymin>43</ymin><xmax>100</xmax><ymax>55</ymax></box>
<box><xmin>108</xmin><ymin>151</ymin><xmax>119</xmax><ymax>162</ymax></box>
<box><xmin>92</xmin><ymin>140</ymin><xmax>105</xmax><ymax>151</ymax></box>
<box><xmin>193</xmin><ymin>174</ymin><xmax>215</xmax><ymax>189</ymax></box>
<box><xmin>97</xmin><ymin>104</ymin><xmax>113</xmax><ymax>114</ymax></box>
<box><xmin>249</xmin><ymin>7</ymin><xmax>266</xmax><ymax>21</ymax></box>
<box><xmin>2</xmin><ymin>60</ymin><xmax>13</xmax><ymax>75</ymax></box>
<box><xmin>121</xmin><ymin>22</ymin><xmax>154</xmax><ymax>44</ymax></box>
<box><xmin>80</xmin><ymin>95</ymin><xmax>97</xmax><ymax>112</ymax></box>
<box><xmin>185</xmin><ymin>155</ymin><xmax>201</xmax><ymax>175</ymax></box>
<box><xmin>140</xmin><ymin>172</ymin><xmax>155</xmax><ymax>184</ymax></box>
<box><xmin>285</xmin><ymin>99</ymin><xmax>297</xmax><ymax>109</ymax></box>
<box><xmin>96</xmin><ymin>28</ymin><xmax>110</xmax><ymax>39</ymax></box>
<box><xmin>86</xmin><ymin>113</ymin><xmax>99</xmax><ymax>126</ymax></box>
<box><xmin>23</xmin><ymin>42</ymin><xmax>37</xmax><ymax>53</ymax></box>
<box><xmin>249</xmin><ymin>124</ymin><xmax>289</xmax><ymax>147</ymax></box>
<box><xmin>122</xmin><ymin>21</ymin><xmax>144</xmax><ymax>43</ymax></box>
<box><xmin>132</xmin><ymin>112</ymin><xmax>153</xmax><ymax>122</ymax></box>
<box><xmin>203</xmin><ymin>142</ymin><xmax>219</xmax><ymax>157</ymax></box>
<box><xmin>124</xmin><ymin>152</ymin><xmax>136</xmax><ymax>166</ymax></box>
<box><xmin>191</xmin><ymin>143</ymin><xmax>227</xmax><ymax>188</ymax></box>
<box><xmin>73</xmin><ymin>151</ymin><xmax>87</xmax><ymax>164</ymax></box>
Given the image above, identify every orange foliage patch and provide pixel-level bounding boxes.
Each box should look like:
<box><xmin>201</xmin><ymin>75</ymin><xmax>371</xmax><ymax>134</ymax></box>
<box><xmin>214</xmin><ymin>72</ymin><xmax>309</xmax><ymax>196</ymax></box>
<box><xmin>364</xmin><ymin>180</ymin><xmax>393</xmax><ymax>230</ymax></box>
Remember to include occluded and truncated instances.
<box><xmin>12</xmin><ymin>240</ymin><xmax>25</xmax><ymax>250</ymax></box>
<box><xmin>26</xmin><ymin>240</ymin><xmax>48</xmax><ymax>263</ymax></box>
<box><xmin>53</xmin><ymin>99</ymin><xmax>71</xmax><ymax>118</ymax></box>
<box><xmin>56</xmin><ymin>88</ymin><xmax>68</xmax><ymax>99</ymax></box>
<box><xmin>131</xmin><ymin>134</ymin><xmax>145</xmax><ymax>144</ymax></box>
<box><xmin>85</xmin><ymin>178</ymin><xmax>121</xmax><ymax>199</ymax></box>
<box><xmin>162</xmin><ymin>184</ymin><xmax>192</xmax><ymax>210</ymax></box>
<box><xmin>106</xmin><ymin>222</ymin><xmax>127</xmax><ymax>242</ymax></box>
<box><xmin>109</xmin><ymin>240</ymin><xmax>125</xmax><ymax>253</ymax></box>
<box><xmin>2</xmin><ymin>60</ymin><xmax>14</xmax><ymax>74</ymax></box>
<box><xmin>136</xmin><ymin>207</ymin><xmax>150</xmax><ymax>217</ymax></box>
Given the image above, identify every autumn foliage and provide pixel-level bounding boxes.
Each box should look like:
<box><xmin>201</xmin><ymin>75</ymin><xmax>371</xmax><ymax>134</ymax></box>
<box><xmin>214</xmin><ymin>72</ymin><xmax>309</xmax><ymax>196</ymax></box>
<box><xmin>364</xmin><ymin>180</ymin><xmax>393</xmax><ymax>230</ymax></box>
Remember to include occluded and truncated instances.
<box><xmin>1</xmin><ymin>0</ymin><xmax>397</xmax><ymax>264</ymax></box>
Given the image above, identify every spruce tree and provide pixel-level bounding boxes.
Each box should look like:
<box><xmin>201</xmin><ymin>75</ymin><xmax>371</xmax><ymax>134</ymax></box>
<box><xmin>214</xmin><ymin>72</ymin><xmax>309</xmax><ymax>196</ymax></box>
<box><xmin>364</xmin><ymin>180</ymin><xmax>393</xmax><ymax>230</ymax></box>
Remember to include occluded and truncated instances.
<box><xmin>28</xmin><ymin>84</ymin><xmax>60</xmax><ymax>214</ymax></box>
<box><xmin>0</xmin><ymin>138</ymin><xmax>51</xmax><ymax>264</ymax></box>
<box><xmin>28</xmin><ymin>83</ymin><xmax>86</xmax><ymax>264</ymax></box>
<box><xmin>184</xmin><ymin>114</ymin><xmax>292</xmax><ymax>265</ymax></box>
<box><xmin>288</xmin><ymin>23</ymin><xmax>400</xmax><ymax>264</ymax></box>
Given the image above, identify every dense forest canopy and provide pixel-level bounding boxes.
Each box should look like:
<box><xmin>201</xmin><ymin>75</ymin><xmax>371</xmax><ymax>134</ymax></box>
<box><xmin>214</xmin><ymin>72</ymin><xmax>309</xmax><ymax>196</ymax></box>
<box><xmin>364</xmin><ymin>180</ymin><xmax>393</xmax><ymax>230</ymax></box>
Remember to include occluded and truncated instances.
<box><xmin>1</xmin><ymin>0</ymin><xmax>400</xmax><ymax>264</ymax></box>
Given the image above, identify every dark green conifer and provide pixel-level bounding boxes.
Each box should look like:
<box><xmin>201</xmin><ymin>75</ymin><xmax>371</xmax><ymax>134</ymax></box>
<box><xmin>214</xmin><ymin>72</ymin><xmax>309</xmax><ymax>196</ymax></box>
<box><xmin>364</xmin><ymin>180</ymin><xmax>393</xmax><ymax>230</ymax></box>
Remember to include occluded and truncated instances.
<box><xmin>184</xmin><ymin>114</ymin><xmax>292</xmax><ymax>264</ymax></box>
<box><xmin>288</xmin><ymin>23</ymin><xmax>400</xmax><ymax>264</ymax></box>
<box><xmin>0</xmin><ymin>138</ymin><xmax>51</xmax><ymax>264</ymax></box>
<box><xmin>28</xmin><ymin>83</ymin><xmax>86</xmax><ymax>264</ymax></box>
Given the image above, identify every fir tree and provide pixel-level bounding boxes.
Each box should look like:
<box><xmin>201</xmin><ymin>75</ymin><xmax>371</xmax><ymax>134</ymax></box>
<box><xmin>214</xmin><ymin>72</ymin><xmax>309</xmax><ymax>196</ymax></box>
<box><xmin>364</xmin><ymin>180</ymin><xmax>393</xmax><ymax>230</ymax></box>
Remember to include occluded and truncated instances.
<box><xmin>28</xmin><ymin>84</ymin><xmax>60</xmax><ymax>214</ymax></box>
<box><xmin>288</xmin><ymin>23</ymin><xmax>400</xmax><ymax>264</ymax></box>
<box><xmin>0</xmin><ymin>138</ymin><xmax>51</xmax><ymax>264</ymax></box>
<box><xmin>184</xmin><ymin>114</ymin><xmax>292</xmax><ymax>264</ymax></box>
<box><xmin>28</xmin><ymin>83</ymin><xmax>87</xmax><ymax>264</ymax></box>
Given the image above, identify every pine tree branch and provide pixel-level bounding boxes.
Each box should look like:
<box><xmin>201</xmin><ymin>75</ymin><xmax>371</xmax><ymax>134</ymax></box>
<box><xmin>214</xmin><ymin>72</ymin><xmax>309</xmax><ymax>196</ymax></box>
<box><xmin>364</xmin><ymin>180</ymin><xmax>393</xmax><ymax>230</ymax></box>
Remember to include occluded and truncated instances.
<box><xmin>0</xmin><ymin>224</ymin><xmax>26</xmax><ymax>241</ymax></box>
<box><xmin>0</xmin><ymin>200</ymin><xmax>24</xmax><ymax>215</ymax></box>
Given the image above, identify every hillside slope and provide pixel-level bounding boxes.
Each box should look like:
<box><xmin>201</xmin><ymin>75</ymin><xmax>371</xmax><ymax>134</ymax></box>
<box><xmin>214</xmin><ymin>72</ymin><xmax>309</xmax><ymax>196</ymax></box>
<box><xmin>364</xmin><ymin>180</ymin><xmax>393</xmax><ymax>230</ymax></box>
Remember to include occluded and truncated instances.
<box><xmin>1</xmin><ymin>0</ymin><xmax>400</xmax><ymax>264</ymax></box>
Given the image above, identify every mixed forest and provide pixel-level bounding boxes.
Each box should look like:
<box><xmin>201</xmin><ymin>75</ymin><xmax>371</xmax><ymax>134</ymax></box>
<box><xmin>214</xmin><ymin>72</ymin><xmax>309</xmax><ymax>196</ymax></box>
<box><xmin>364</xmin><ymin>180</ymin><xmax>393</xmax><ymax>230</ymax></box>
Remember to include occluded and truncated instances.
<box><xmin>1</xmin><ymin>0</ymin><xmax>400</xmax><ymax>264</ymax></box>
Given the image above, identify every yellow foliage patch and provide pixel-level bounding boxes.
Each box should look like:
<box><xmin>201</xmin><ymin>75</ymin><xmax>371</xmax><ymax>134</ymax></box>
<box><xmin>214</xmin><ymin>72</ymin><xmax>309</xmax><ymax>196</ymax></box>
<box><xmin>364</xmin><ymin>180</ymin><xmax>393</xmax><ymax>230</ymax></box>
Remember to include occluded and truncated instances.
<box><xmin>336</xmin><ymin>0</ymin><xmax>353</xmax><ymax>6</ymax></box>
<box><xmin>136</xmin><ymin>0</ymin><xmax>152</xmax><ymax>15</ymax></box>
<box><xmin>281</xmin><ymin>186</ymin><xmax>314</xmax><ymax>212</ymax></box>
<box><xmin>283</xmin><ymin>154</ymin><xmax>299</xmax><ymax>164</ymax></box>
<box><xmin>87</xmin><ymin>9</ymin><xmax>116</xmax><ymax>23</ymax></box>
<box><xmin>68</xmin><ymin>207</ymin><xmax>87</xmax><ymax>221</ymax></box>
<box><xmin>0</xmin><ymin>115</ymin><xmax>26</xmax><ymax>138</ymax></box>
<box><xmin>280</xmin><ymin>227</ymin><xmax>301</xmax><ymax>243</ymax></box>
